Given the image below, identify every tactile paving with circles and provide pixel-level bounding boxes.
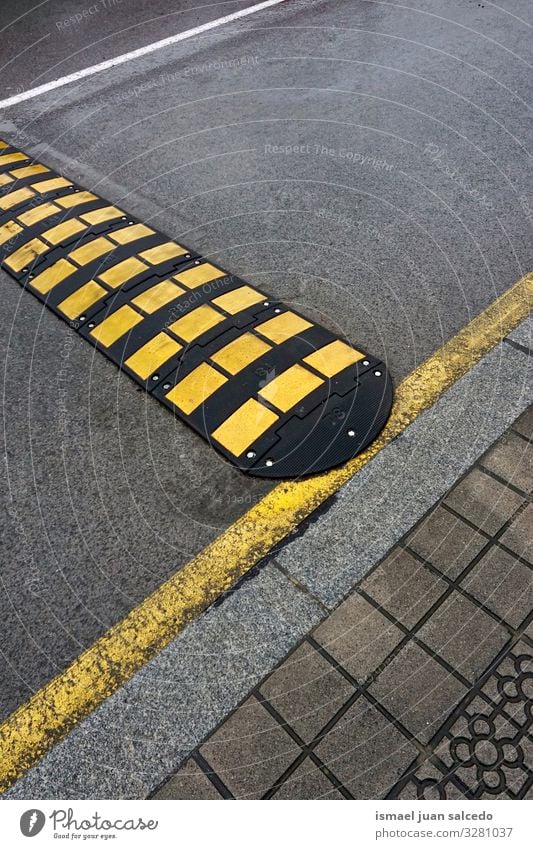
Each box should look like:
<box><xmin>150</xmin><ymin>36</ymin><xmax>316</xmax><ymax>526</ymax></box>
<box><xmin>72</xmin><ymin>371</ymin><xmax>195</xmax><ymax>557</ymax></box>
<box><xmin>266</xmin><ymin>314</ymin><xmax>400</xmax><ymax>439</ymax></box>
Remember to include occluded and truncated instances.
<box><xmin>0</xmin><ymin>140</ymin><xmax>393</xmax><ymax>478</ymax></box>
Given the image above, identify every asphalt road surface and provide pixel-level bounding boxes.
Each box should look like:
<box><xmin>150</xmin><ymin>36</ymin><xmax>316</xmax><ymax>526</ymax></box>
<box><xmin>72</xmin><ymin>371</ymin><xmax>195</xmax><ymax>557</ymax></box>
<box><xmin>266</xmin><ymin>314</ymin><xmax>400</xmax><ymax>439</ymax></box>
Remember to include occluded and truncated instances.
<box><xmin>1</xmin><ymin>0</ymin><xmax>532</xmax><ymax>721</ymax></box>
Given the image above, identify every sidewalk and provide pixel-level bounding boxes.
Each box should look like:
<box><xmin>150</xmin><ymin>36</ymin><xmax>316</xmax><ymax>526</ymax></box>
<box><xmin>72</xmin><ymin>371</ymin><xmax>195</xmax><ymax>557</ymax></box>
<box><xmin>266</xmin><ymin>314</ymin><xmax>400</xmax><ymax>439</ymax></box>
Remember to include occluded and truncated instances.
<box><xmin>153</xmin><ymin>406</ymin><xmax>532</xmax><ymax>800</ymax></box>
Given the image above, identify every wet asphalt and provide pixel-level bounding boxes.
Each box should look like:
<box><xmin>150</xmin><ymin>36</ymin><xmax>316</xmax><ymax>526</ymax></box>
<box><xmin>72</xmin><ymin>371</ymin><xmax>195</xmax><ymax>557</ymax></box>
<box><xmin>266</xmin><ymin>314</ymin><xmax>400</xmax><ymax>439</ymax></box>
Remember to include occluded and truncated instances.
<box><xmin>0</xmin><ymin>0</ymin><xmax>531</xmax><ymax>719</ymax></box>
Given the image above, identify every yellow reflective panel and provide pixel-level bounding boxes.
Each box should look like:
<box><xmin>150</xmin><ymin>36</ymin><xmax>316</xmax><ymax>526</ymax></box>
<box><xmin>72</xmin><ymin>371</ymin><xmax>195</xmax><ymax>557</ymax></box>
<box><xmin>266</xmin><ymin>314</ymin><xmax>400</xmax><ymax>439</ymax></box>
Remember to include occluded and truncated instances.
<box><xmin>17</xmin><ymin>202</ymin><xmax>60</xmax><ymax>227</ymax></box>
<box><xmin>174</xmin><ymin>262</ymin><xmax>225</xmax><ymax>290</ymax></box>
<box><xmin>80</xmin><ymin>206</ymin><xmax>124</xmax><ymax>225</ymax></box>
<box><xmin>168</xmin><ymin>304</ymin><xmax>225</xmax><ymax>343</ymax></box>
<box><xmin>10</xmin><ymin>164</ymin><xmax>49</xmax><ymax>180</ymax></box>
<box><xmin>166</xmin><ymin>363</ymin><xmax>227</xmax><ymax>415</ymax></box>
<box><xmin>125</xmin><ymin>332</ymin><xmax>182</xmax><ymax>380</ymax></box>
<box><xmin>108</xmin><ymin>224</ymin><xmax>155</xmax><ymax>245</ymax></box>
<box><xmin>0</xmin><ymin>220</ymin><xmax>22</xmax><ymax>246</ymax></box>
<box><xmin>30</xmin><ymin>258</ymin><xmax>76</xmax><ymax>294</ymax></box>
<box><xmin>212</xmin><ymin>285</ymin><xmax>264</xmax><ymax>316</ymax></box>
<box><xmin>56</xmin><ymin>191</ymin><xmax>98</xmax><ymax>208</ymax></box>
<box><xmin>57</xmin><ymin>281</ymin><xmax>108</xmax><ymax>320</ymax></box>
<box><xmin>255</xmin><ymin>311</ymin><xmax>313</xmax><ymax>344</ymax></box>
<box><xmin>32</xmin><ymin>177</ymin><xmax>72</xmax><ymax>194</ymax></box>
<box><xmin>210</xmin><ymin>333</ymin><xmax>271</xmax><ymax>375</ymax></box>
<box><xmin>0</xmin><ymin>140</ymin><xmax>8</xmax><ymax>149</ymax></box>
<box><xmin>139</xmin><ymin>242</ymin><xmax>187</xmax><ymax>264</ymax></box>
<box><xmin>211</xmin><ymin>398</ymin><xmax>279</xmax><ymax>457</ymax></box>
<box><xmin>131</xmin><ymin>279</ymin><xmax>184</xmax><ymax>314</ymax></box>
<box><xmin>303</xmin><ymin>340</ymin><xmax>364</xmax><ymax>377</ymax></box>
<box><xmin>0</xmin><ymin>173</ymin><xmax>13</xmax><ymax>187</ymax></box>
<box><xmin>98</xmin><ymin>256</ymin><xmax>148</xmax><ymax>288</ymax></box>
<box><xmin>89</xmin><ymin>305</ymin><xmax>143</xmax><ymax>347</ymax></box>
<box><xmin>69</xmin><ymin>236</ymin><xmax>114</xmax><ymax>266</ymax></box>
<box><xmin>0</xmin><ymin>152</ymin><xmax>28</xmax><ymax>167</ymax></box>
<box><xmin>4</xmin><ymin>237</ymin><xmax>49</xmax><ymax>272</ymax></box>
<box><xmin>42</xmin><ymin>218</ymin><xmax>87</xmax><ymax>245</ymax></box>
<box><xmin>259</xmin><ymin>364</ymin><xmax>323</xmax><ymax>413</ymax></box>
<box><xmin>0</xmin><ymin>186</ymin><xmax>34</xmax><ymax>210</ymax></box>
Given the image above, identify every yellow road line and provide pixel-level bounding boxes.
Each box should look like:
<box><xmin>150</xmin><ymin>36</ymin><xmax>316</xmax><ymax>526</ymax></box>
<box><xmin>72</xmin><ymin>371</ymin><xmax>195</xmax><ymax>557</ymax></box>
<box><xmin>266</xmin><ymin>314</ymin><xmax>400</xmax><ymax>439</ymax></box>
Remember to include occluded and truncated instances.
<box><xmin>0</xmin><ymin>274</ymin><xmax>531</xmax><ymax>793</ymax></box>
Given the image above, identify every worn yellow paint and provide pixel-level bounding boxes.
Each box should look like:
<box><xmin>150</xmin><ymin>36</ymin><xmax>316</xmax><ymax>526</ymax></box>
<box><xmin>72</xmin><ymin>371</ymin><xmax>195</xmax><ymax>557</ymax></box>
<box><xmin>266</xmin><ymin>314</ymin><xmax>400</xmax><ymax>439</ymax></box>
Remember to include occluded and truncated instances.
<box><xmin>42</xmin><ymin>218</ymin><xmax>87</xmax><ymax>246</ymax></box>
<box><xmin>32</xmin><ymin>176</ymin><xmax>72</xmax><ymax>193</ymax></box>
<box><xmin>57</xmin><ymin>281</ymin><xmax>108</xmax><ymax>320</ymax></box>
<box><xmin>139</xmin><ymin>241</ymin><xmax>187</xmax><ymax>265</ymax></box>
<box><xmin>212</xmin><ymin>285</ymin><xmax>265</xmax><ymax>315</ymax></box>
<box><xmin>256</xmin><ymin>310</ymin><xmax>313</xmax><ymax>344</ymax></box>
<box><xmin>212</xmin><ymin>397</ymin><xmax>280</xmax><ymax>455</ymax></box>
<box><xmin>4</xmin><ymin>237</ymin><xmax>49</xmax><ymax>272</ymax></box>
<box><xmin>132</xmin><ymin>279</ymin><xmax>185</xmax><ymax>314</ymax></box>
<box><xmin>0</xmin><ymin>273</ymin><xmax>530</xmax><ymax>794</ymax></box>
<box><xmin>98</xmin><ymin>255</ymin><xmax>148</xmax><ymax>288</ymax></box>
<box><xmin>166</xmin><ymin>362</ymin><xmax>227</xmax><ymax>414</ymax></box>
<box><xmin>258</xmin><ymin>363</ymin><xmax>323</xmax><ymax>413</ymax></box>
<box><xmin>175</xmin><ymin>262</ymin><xmax>225</xmax><ymax>289</ymax></box>
<box><xmin>89</xmin><ymin>304</ymin><xmax>143</xmax><ymax>347</ymax></box>
<box><xmin>210</xmin><ymin>332</ymin><xmax>271</xmax><ymax>375</ymax></box>
<box><xmin>304</xmin><ymin>340</ymin><xmax>365</xmax><ymax>377</ymax></box>
<box><xmin>125</xmin><ymin>332</ymin><xmax>182</xmax><ymax>380</ymax></box>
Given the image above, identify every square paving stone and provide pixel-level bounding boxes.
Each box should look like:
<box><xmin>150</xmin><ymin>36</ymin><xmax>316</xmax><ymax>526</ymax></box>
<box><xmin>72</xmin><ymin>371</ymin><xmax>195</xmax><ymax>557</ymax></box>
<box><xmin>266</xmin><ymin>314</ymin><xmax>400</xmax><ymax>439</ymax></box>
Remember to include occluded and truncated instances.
<box><xmin>417</xmin><ymin>592</ymin><xmax>509</xmax><ymax>683</ymax></box>
<box><xmin>362</xmin><ymin>548</ymin><xmax>447</xmax><ymax>628</ymax></box>
<box><xmin>259</xmin><ymin>642</ymin><xmax>354</xmax><ymax>743</ymax></box>
<box><xmin>445</xmin><ymin>468</ymin><xmax>524</xmax><ymax>536</ymax></box>
<box><xmin>406</xmin><ymin>506</ymin><xmax>486</xmax><ymax>578</ymax></box>
<box><xmin>152</xmin><ymin>759</ymin><xmax>223</xmax><ymax>799</ymax></box>
<box><xmin>480</xmin><ymin>431</ymin><xmax>532</xmax><ymax>493</ymax></box>
<box><xmin>461</xmin><ymin>546</ymin><xmax>532</xmax><ymax>628</ymax></box>
<box><xmin>314</xmin><ymin>696</ymin><xmax>417</xmax><ymax>799</ymax></box>
<box><xmin>313</xmin><ymin>593</ymin><xmax>403</xmax><ymax>683</ymax></box>
<box><xmin>500</xmin><ymin>504</ymin><xmax>532</xmax><ymax>563</ymax></box>
<box><xmin>368</xmin><ymin>641</ymin><xmax>467</xmax><ymax>742</ymax></box>
<box><xmin>200</xmin><ymin>697</ymin><xmax>300</xmax><ymax>799</ymax></box>
<box><xmin>513</xmin><ymin>406</ymin><xmax>533</xmax><ymax>441</ymax></box>
<box><xmin>271</xmin><ymin>759</ymin><xmax>343</xmax><ymax>799</ymax></box>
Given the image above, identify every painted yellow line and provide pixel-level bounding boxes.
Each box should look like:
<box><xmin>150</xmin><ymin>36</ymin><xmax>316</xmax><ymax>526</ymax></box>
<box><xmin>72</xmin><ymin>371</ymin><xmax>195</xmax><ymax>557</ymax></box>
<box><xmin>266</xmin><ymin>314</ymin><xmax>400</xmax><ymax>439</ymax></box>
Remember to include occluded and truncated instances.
<box><xmin>0</xmin><ymin>274</ymin><xmax>531</xmax><ymax>793</ymax></box>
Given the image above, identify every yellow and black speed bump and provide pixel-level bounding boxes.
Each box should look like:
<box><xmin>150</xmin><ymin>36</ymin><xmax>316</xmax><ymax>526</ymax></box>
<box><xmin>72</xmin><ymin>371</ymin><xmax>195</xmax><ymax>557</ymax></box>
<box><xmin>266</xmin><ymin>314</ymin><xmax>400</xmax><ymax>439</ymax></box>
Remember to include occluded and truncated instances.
<box><xmin>0</xmin><ymin>140</ymin><xmax>393</xmax><ymax>478</ymax></box>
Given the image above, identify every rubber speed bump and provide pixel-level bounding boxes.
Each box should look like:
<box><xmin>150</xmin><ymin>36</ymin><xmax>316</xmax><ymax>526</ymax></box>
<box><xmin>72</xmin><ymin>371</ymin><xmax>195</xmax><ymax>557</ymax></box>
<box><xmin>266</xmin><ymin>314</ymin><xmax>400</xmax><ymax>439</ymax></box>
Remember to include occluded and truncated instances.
<box><xmin>0</xmin><ymin>140</ymin><xmax>393</xmax><ymax>477</ymax></box>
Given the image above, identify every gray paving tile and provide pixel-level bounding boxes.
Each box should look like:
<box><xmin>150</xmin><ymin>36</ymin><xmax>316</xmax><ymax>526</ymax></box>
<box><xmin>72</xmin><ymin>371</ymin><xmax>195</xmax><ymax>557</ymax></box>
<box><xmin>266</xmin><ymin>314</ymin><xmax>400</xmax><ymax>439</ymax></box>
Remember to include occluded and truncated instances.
<box><xmin>480</xmin><ymin>431</ymin><xmax>532</xmax><ymax>493</ymax></box>
<box><xmin>444</xmin><ymin>468</ymin><xmax>524</xmax><ymax>536</ymax></box>
<box><xmin>200</xmin><ymin>697</ymin><xmax>299</xmax><ymax>799</ymax></box>
<box><xmin>369</xmin><ymin>642</ymin><xmax>467</xmax><ymax>742</ymax></box>
<box><xmin>461</xmin><ymin>546</ymin><xmax>532</xmax><ymax>628</ymax></box>
<box><xmin>362</xmin><ymin>548</ymin><xmax>447</xmax><ymax>628</ymax></box>
<box><xmin>407</xmin><ymin>506</ymin><xmax>487</xmax><ymax>579</ymax></box>
<box><xmin>314</xmin><ymin>696</ymin><xmax>417</xmax><ymax>799</ymax></box>
<box><xmin>313</xmin><ymin>593</ymin><xmax>403</xmax><ymax>683</ymax></box>
<box><xmin>259</xmin><ymin>643</ymin><xmax>353</xmax><ymax>743</ymax></box>
<box><xmin>513</xmin><ymin>405</ymin><xmax>533</xmax><ymax>441</ymax></box>
<box><xmin>499</xmin><ymin>504</ymin><xmax>533</xmax><ymax>563</ymax></box>
<box><xmin>417</xmin><ymin>592</ymin><xmax>509</xmax><ymax>682</ymax></box>
<box><xmin>271</xmin><ymin>760</ymin><xmax>343</xmax><ymax>799</ymax></box>
<box><xmin>152</xmin><ymin>759</ymin><xmax>223</xmax><ymax>800</ymax></box>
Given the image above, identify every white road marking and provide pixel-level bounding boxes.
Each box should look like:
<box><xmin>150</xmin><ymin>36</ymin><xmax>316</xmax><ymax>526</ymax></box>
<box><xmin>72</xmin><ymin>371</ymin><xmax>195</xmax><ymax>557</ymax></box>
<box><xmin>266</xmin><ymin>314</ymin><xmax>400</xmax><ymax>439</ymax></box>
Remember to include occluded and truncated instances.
<box><xmin>0</xmin><ymin>0</ymin><xmax>287</xmax><ymax>110</ymax></box>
